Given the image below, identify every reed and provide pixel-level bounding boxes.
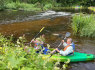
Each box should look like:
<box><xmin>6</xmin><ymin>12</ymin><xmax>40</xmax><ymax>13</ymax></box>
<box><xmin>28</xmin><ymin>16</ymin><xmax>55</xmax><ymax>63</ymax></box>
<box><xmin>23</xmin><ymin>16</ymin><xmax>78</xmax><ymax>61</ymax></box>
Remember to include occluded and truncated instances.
<box><xmin>72</xmin><ymin>13</ymin><xmax>95</xmax><ymax>37</ymax></box>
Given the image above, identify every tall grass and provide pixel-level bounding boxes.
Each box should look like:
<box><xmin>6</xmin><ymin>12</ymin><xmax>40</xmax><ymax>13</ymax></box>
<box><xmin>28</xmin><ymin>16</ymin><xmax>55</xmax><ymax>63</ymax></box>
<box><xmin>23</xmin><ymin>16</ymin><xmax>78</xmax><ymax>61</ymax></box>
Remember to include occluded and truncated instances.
<box><xmin>72</xmin><ymin>13</ymin><xmax>95</xmax><ymax>37</ymax></box>
<box><xmin>43</xmin><ymin>3</ymin><xmax>53</xmax><ymax>10</ymax></box>
<box><xmin>6</xmin><ymin>2</ymin><xmax>42</xmax><ymax>11</ymax></box>
<box><xmin>5</xmin><ymin>2</ymin><xmax>54</xmax><ymax>11</ymax></box>
<box><xmin>0</xmin><ymin>0</ymin><xmax>55</xmax><ymax>11</ymax></box>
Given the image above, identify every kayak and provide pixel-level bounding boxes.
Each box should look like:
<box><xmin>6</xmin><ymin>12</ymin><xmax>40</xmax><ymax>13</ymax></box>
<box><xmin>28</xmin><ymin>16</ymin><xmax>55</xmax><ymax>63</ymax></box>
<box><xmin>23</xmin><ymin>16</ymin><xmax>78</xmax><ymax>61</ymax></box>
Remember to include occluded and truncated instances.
<box><xmin>42</xmin><ymin>52</ymin><xmax>95</xmax><ymax>62</ymax></box>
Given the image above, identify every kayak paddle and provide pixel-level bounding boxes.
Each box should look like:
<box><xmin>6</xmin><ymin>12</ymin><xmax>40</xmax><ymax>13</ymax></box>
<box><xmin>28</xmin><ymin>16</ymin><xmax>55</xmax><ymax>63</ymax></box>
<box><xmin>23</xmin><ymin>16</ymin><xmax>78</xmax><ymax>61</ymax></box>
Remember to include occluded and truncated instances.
<box><xmin>30</xmin><ymin>27</ymin><xmax>45</xmax><ymax>44</ymax></box>
<box><xmin>58</xmin><ymin>32</ymin><xmax>71</xmax><ymax>47</ymax></box>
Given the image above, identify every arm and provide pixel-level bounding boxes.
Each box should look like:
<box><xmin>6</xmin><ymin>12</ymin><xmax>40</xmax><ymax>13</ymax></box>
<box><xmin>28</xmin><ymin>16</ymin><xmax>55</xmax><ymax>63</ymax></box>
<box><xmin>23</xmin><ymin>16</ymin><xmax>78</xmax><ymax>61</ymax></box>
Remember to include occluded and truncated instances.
<box><xmin>62</xmin><ymin>40</ymin><xmax>67</xmax><ymax>47</ymax></box>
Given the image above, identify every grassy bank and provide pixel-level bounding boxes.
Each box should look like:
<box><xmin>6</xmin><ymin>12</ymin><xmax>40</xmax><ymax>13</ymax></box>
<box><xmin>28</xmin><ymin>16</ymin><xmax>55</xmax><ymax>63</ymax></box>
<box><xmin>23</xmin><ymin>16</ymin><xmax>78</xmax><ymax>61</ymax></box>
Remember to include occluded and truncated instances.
<box><xmin>71</xmin><ymin>13</ymin><xmax>95</xmax><ymax>37</ymax></box>
<box><xmin>5</xmin><ymin>2</ymin><xmax>53</xmax><ymax>11</ymax></box>
<box><xmin>6</xmin><ymin>2</ymin><xmax>41</xmax><ymax>11</ymax></box>
<box><xmin>53</xmin><ymin>6</ymin><xmax>84</xmax><ymax>10</ymax></box>
<box><xmin>0</xmin><ymin>1</ymin><xmax>54</xmax><ymax>11</ymax></box>
<box><xmin>0</xmin><ymin>34</ymin><xmax>70</xmax><ymax>70</ymax></box>
<box><xmin>0</xmin><ymin>1</ymin><xmax>87</xmax><ymax>12</ymax></box>
<box><xmin>1</xmin><ymin>0</ymin><xmax>95</xmax><ymax>11</ymax></box>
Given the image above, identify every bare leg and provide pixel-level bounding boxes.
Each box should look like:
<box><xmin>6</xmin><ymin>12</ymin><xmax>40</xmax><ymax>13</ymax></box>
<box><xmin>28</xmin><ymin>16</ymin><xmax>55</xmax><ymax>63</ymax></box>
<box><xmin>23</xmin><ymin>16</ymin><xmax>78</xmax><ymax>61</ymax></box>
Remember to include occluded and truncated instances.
<box><xmin>55</xmin><ymin>48</ymin><xmax>60</xmax><ymax>53</ymax></box>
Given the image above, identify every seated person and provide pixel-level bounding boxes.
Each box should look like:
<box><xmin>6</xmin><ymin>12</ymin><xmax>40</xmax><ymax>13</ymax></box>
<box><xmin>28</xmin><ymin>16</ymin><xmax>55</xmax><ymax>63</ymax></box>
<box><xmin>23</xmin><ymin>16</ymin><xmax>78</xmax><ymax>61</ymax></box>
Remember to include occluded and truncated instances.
<box><xmin>31</xmin><ymin>35</ymin><xmax>50</xmax><ymax>54</ymax></box>
<box><xmin>51</xmin><ymin>38</ymin><xmax>75</xmax><ymax>56</ymax></box>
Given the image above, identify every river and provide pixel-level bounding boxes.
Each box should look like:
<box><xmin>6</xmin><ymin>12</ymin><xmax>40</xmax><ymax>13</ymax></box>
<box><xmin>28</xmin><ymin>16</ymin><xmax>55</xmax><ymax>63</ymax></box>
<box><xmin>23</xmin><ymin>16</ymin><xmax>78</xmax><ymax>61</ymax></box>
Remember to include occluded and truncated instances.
<box><xmin>0</xmin><ymin>8</ymin><xmax>95</xmax><ymax>70</ymax></box>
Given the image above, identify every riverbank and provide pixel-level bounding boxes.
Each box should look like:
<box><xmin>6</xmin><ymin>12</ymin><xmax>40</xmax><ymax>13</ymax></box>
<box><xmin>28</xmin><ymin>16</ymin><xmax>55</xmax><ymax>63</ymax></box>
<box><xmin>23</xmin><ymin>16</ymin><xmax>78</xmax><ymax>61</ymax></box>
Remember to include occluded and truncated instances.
<box><xmin>0</xmin><ymin>2</ymin><xmax>53</xmax><ymax>12</ymax></box>
<box><xmin>0</xmin><ymin>1</ymin><xmax>85</xmax><ymax>12</ymax></box>
<box><xmin>71</xmin><ymin>13</ymin><xmax>95</xmax><ymax>37</ymax></box>
<box><xmin>53</xmin><ymin>6</ymin><xmax>84</xmax><ymax>10</ymax></box>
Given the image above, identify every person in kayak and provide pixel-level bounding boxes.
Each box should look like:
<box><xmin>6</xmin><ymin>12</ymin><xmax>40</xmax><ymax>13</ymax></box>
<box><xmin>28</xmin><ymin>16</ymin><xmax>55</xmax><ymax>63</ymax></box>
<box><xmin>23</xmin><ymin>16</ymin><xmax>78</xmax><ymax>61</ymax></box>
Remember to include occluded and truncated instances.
<box><xmin>51</xmin><ymin>38</ymin><xmax>74</xmax><ymax>56</ymax></box>
<box><xmin>31</xmin><ymin>34</ymin><xmax>50</xmax><ymax>54</ymax></box>
<box><xmin>31</xmin><ymin>38</ymin><xmax>42</xmax><ymax>51</ymax></box>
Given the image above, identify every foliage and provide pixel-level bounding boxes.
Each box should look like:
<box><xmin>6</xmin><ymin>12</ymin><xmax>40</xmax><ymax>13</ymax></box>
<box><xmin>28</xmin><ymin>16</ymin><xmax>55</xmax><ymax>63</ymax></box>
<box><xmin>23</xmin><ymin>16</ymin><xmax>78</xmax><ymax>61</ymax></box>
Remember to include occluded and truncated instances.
<box><xmin>43</xmin><ymin>3</ymin><xmax>53</xmax><ymax>10</ymax></box>
<box><xmin>56</xmin><ymin>0</ymin><xmax>95</xmax><ymax>7</ymax></box>
<box><xmin>0</xmin><ymin>34</ymin><xmax>54</xmax><ymax>70</ymax></box>
<box><xmin>0</xmin><ymin>34</ymin><xmax>70</xmax><ymax>70</ymax></box>
<box><xmin>6</xmin><ymin>2</ymin><xmax>17</xmax><ymax>9</ymax></box>
<box><xmin>62</xmin><ymin>59</ymin><xmax>70</xmax><ymax>70</ymax></box>
<box><xmin>5</xmin><ymin>2</ymin><xmax>41</xmax><ymax>11</ymax></box>
<box><xmin>0</xmin><ymin>0</ymin><xmax>95</xmax><ymax>11</ymax></box>
<box><xmin>72</xmin><ymin>13</ymin><xmax>95</xmax><ymax>37</ymax></box>
<box><xmin>88</xmin><ymin>7</ymin><xmax>95</xmax><ymax>12</ymax></box>
<box><xmin>0</xmin><ymin>0</ymin><xmax>7</xmax><ymax>10</ymax></box>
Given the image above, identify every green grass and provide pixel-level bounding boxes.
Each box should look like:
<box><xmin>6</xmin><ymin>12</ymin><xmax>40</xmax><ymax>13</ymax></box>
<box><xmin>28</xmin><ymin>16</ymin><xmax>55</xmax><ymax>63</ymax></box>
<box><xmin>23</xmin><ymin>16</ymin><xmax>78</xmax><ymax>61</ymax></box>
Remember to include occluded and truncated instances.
<box><xmin>0</xmin><ymin>0</ymin><xmax>55</xmax><ymax>11</ymax></box>
<box><xmin>5</xmin><ymin>2</ymin><xmax>55</xmax><ymax>11</ymax></box>
<box><xmin>43</xmin><ymin>3</ymin><xmax>53</xmax><ymax>10</ymax></box>
<box><xmin>53</xmin><ymin>6</ymin><xmax>85</xmax><ymax>10</ymax></box>
<box><xmin>71</xmin><ymin>13</ymin><xmax>95</xmax><ymax>37</ymax></box>
<box><xmin>5</xmin><ymin>2</ymin><xmax>42</xmax><ymax>11</ymax></box>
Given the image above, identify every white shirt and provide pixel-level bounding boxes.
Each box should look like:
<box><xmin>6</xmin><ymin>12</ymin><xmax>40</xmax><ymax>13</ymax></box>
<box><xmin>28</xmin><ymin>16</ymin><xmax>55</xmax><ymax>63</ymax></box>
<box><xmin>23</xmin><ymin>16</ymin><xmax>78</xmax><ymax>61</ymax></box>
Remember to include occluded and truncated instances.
<box><xmin>59</xmin><ymin>42</ymin><xmax>73</xmax><ymax>56</ymax></box>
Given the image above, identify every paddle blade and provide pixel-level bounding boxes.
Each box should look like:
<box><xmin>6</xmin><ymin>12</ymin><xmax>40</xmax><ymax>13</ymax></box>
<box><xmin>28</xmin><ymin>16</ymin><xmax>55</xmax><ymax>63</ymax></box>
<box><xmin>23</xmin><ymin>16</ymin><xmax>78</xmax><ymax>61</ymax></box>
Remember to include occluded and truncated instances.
<box><xmin>65</xmin><ymin>32</ymin><xmax>71</xmax><ymax>37</ymax></box>
<box><xmin>40</xmin><ymin>27</ymin><xmax>45</xmax><ymax>32</ymax></box>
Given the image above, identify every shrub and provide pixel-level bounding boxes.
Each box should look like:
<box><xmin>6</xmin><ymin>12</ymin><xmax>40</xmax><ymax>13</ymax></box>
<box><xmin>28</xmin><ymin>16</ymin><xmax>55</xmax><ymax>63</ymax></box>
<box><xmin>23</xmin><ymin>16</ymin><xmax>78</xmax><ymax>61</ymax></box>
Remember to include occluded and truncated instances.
<box><xmin>43</xmin><ymin>3</ymin><xmax>53</xmax><ymax>10</ymax></box>
<box><xmin>5</xmin><ymin>2</ymin><xmax>42</xmax><ymax>11</ymax></box>
<box><xmin>6</xmin><ymin>2</ymin><xmax>17</xmax><ymax>9</ymax></box>
<box><xmin>72</xmin><ymin>13</ymin><xmax>95</xmax><ymax>37</ymax></box>
<box><xmin>0</xmin><ymin>34</ymin><xmax>64</xmax><ymax>70</ymax></box>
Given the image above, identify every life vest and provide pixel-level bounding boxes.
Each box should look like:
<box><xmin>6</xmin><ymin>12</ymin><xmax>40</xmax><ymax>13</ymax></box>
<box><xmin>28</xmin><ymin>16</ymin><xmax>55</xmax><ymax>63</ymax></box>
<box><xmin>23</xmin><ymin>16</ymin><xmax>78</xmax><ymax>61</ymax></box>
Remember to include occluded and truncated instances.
<box><xmin>63</xmin><ymin>45</ymin><xmax>74</xmax><ymax>53</ymax></box>
<box><xmin>35</xmin><ymin>43</ymin><xmax>38</xmax><ymax>46</ymax></box>
<box><xmin>72</xmin><ymin>42</ymin><xmax>75</xmax><ymax>51</ymax></box>
<box><xmin>34</xmin><ymin>43</ymin><xmax>50</xmax><ymax>54</ymax></box>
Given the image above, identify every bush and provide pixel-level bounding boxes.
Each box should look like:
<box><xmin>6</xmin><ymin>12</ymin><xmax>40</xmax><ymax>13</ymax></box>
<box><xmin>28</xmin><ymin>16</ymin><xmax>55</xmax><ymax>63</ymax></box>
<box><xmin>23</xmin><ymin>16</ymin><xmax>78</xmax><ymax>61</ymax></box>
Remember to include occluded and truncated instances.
<box><xmin>43</xmin><ymin>3</ymin><xmax>53</xmax><ymax>10</ymax></box>
<box><xmin>0</xmin><ymin>34</ymin><xmax>62</xmax><ymax>70</ymax></box>
<box><xmin>72</xmin><ymin>14</ymin><xmax>95</xmax><ymax>37</ymax></box>
<box><xmin>6</xmin><ymin>2</ymin><xmax>41</xmax><ymax>11</ymax></box>
<box><xmin>18</xmin><ymin>3</ymin><xmax>41</xmax><ymax>11</ymax></box>
<box><xmin>6</xmin><ymin>2</ymin><xmax>17</xmax><ymax>9</ymax></box>
<box><xmin>0</xmin><ymin>0</ymin><xmax>6</xmax><ymax>10</ymax></box>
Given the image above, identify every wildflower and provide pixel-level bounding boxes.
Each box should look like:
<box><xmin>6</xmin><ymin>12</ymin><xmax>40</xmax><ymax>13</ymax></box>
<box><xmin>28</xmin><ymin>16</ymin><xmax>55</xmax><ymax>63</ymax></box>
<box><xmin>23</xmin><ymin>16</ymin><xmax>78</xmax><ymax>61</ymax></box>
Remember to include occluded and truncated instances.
<box><xmin>24</xmin><ymin>46</ymin><xmax>28</xmax><ymax>50</ymax></box>
<box><xmin>17</xmin><ymin>39</ymin><xmax>20</xmax><ymax>44</ymax></box>
<box><xmin>19</xmin><ymin>36</ymin><xmax>23</xmax><ymax>40</ymax></box>
<box><xmin>0</xmin><ymin>47</ymin><xmax>2</xmax><ymax>50</ymax></box>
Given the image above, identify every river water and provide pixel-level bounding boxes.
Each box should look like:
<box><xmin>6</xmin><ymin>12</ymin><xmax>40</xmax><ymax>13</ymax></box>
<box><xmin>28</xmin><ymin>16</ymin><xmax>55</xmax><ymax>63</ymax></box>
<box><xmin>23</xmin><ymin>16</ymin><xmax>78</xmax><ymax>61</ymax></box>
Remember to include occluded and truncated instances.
<box><xmin>0</xmin><ymin>9</ymin><xmax>95</xmax><ymax>70</ymax></box>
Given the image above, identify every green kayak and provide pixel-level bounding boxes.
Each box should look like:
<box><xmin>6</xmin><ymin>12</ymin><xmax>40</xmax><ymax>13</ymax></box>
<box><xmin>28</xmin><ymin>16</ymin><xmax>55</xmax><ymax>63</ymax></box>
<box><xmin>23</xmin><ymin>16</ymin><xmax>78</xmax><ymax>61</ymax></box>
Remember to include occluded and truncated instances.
<box><xmin>42</xmin><ymin>52</ymin><xmax>95</xmax><ymax>62</ymax></box>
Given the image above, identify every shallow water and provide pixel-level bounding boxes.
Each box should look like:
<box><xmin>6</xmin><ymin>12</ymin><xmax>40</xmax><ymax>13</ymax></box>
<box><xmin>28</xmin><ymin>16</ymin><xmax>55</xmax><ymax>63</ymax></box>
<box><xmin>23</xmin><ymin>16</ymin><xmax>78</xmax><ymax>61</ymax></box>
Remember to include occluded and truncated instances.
<box><xmin>0</xmin><ymin>9</ymin><xmax>95</xmax><ymax>70</ymax></box>
<box><xmin>0</xmin><ymin>16</ymin><xmax>71</xmax><ymax>43</ymax></box>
